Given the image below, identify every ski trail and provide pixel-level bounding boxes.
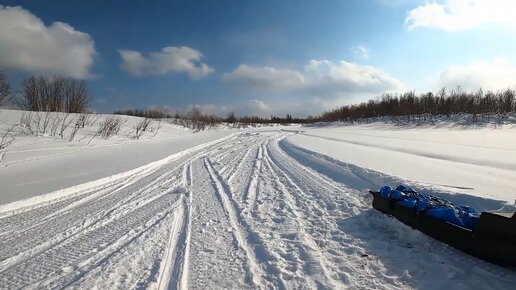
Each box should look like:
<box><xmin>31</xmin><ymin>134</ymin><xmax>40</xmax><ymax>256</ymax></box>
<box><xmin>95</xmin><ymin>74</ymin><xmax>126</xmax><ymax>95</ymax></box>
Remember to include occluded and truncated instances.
<box><xmin>187</xmin><ymin>158</ymin><xmax>251</xmax><ymax>289</ymax></box>
<box><xmin>265</xmin><ymin>136</ymin><xmax>392</xmax><ymax>288</ymax></box>
<box><xmin>156</xmin><ymin>196</ymin><xmax>186</xmax><ymax>290</ymax></box>
<box><xmin>228</xmin><ymin>143</ymin><xmax>256</xmax><ymax>183</ymax></box>
<box><xmin>261</xmin><ymin>140</ymin><xmax>343</xmax><ymax>289</ymax></box>
<box><xmin>218</xmin><ymin>138</ymin><xmax>254</xmax><ymax>177</ymax></box>
<box><xmin>180</xmin><ymin>162</ymin><xmax>194</xmax><ymax>290</ymax></box>
<box><xmin>243</xmin><ymin>144</ymin><xmax>263</xmax><ymax>212</ymax></box>
<box><xmin>204</xmin><ymin>158</ymin><xmax>264</xmax><ymax>289</ymax></box>
<box><xmin>0</xmin><ymin>134</ymin><xmax>238</xmax><ymax>289</ymax></box>
<box><xmin>0</xmin><ymin>166</ymin><xmax>182</xmax><ymax>272</ymax></box>
<box><xmin>0</xmin><ymin>190</ymin><xmax>183</xmax><ymax>289</ymax></box>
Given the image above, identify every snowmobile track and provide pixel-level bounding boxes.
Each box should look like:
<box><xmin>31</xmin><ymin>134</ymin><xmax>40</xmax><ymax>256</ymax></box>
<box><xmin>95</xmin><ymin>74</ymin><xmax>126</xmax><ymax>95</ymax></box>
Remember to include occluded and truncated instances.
<box><xmin>0</xmin><ymin>131</ymin><xmax>514</xmax><ymax>289</ymax></box>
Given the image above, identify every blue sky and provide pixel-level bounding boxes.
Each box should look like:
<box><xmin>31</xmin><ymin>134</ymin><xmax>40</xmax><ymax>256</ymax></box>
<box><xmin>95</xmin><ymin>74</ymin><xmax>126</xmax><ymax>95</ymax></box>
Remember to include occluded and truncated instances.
<box><xmin>1</xmin><ymin>0</ymin><xmax>516</xmax><ymax>116</ymax></box>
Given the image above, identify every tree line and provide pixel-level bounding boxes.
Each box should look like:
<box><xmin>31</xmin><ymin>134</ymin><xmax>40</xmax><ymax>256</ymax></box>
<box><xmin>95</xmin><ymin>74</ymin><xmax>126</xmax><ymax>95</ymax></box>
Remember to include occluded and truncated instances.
<box><xmin>111</xmin><ymin>87</ymin><xmax>516</xmax><ymax>126</ymax></box>
<box><xmin>114</xmin><ymin>107</ymin><xmax>309</xmax><ymax>125</ymax></box>
<box><xmin>318</xmin><ymin>88</ymin><xmax>516</xmax><ymax>122</ymax></box>
<box><xmin>2</xmin><ymin>68</ymin><xmax>516</xmax><ymax>125</ymax></box>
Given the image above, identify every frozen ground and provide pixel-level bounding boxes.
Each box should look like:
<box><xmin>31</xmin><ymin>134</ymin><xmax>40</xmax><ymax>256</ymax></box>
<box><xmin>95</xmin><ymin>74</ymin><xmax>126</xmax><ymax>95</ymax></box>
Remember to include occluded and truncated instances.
<box><xmin>0</xmin><ymin>113</ymin><xmax>515</xmax><ymax>289</ymax></box>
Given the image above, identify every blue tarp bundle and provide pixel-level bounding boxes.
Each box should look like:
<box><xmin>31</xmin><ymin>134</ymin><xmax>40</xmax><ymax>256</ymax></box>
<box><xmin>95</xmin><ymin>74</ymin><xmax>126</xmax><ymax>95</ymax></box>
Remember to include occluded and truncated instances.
<box><xmin>378</xmin><ymin>185</ymin><xmax>480</xmax><ymax>230</ymax></box>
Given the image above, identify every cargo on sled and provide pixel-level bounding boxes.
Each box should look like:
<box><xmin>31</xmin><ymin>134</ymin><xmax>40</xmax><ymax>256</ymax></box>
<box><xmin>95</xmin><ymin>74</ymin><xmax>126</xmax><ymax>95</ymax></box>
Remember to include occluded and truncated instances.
<box><xmin>369</xmin><ymin>185</ymin><xmax>516</xmax><ymax>267</ymax></box>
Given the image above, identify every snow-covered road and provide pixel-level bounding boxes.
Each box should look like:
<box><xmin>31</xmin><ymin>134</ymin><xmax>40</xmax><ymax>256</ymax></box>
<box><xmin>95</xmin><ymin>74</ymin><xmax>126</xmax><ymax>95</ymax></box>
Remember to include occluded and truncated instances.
<box><xmin>1</xmin><ymin>131</ymin><xmax>515</xmax><ymax>289</ymax></box>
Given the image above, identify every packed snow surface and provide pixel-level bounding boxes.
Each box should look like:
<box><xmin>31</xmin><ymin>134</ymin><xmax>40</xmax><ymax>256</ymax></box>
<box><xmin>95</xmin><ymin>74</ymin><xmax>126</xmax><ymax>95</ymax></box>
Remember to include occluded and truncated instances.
<box><xmin>0</xmin><ymin>117</ymin><xmax>515</xmax><ymax>289</ymax></box>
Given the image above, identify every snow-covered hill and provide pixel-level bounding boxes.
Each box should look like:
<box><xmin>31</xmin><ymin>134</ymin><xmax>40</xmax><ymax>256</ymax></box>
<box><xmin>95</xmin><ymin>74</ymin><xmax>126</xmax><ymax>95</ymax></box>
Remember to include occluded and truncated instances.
<box><xmin>0</xmin><ymin>109</ymin><xmax>238</xmax><ymax>203</ymax></box>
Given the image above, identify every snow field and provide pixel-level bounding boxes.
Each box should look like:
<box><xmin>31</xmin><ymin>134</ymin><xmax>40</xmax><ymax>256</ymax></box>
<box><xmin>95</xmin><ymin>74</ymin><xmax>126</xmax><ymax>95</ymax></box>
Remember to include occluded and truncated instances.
<box><xmin>287</xmin><ymin>124</ymin><xmax>516</xmax><ymax>204</ymax></box>
<box><xmin>0</xmin><ymin>130</ymin><xmax>515</xmax><ymax>289</ymax></box>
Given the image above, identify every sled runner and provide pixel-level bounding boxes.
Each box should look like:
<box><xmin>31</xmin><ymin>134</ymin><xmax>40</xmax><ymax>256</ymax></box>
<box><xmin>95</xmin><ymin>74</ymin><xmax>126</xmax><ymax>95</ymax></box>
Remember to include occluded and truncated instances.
<box><xmin>369</xmin><ymin>185</ymin><xmax>516</xmax><ymax>267</ymax></box>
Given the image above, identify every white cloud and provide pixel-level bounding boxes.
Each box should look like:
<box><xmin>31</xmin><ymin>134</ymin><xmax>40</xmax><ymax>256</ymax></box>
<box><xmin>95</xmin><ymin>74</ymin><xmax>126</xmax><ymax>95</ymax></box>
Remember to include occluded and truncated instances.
<box><xmin>352</xmin><ymin>45</ymin><xmax>370</xmax><ymax>59</ymax></box>
<box><xmin>222</xmin><ymin>60</ymin><xmax>404</xmax><ymax>97</ymax></box>
<box><xmin>221</xmin><ymin>65</ymin><xmax>305</xmax><ymax>91</ymax></box>
<box><xmin>406</xmin><ymin>0</ymin><xmax>516</xmax><ymax>31</ymax></box>
<box><xmin>433</xmin><ymin>58</ymin><xmax>516</xmax><ymax>90</ymax></box>
<box><xmin>249</xmin><ymin>99</ymin><xmax>270</xmax><ymax>111</ymax></box>
<box><xmin>118</xmin><ymin>46</ymin><xmax>214</xmax><ymax>79</ymax></box>
<box><xmin>304</xmin><ymin>60</ymin><xmax>404</xmax><ymax>94</ymax></box>
<box><xmin>0</xmin><ymin>5</ymin><xmax>96</xmax><ymax>78</ymax></box>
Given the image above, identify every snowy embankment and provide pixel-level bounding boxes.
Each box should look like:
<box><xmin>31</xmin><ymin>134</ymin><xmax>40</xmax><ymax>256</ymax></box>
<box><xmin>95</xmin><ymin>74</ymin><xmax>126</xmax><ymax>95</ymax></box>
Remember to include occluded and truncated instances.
<box><xmin>0</xmin><ymin>109</ymin><xmax>236</xmax><ymax>204</ymax></box>
<box><xmin>287</xmin><ymin>122</ymin><xmax>516</xmax><ymax>206</ymax></box>
<box><xmin>0</xmin><ymin>112</ymin><xmax>515</xmax><ymax>289</ymax></box>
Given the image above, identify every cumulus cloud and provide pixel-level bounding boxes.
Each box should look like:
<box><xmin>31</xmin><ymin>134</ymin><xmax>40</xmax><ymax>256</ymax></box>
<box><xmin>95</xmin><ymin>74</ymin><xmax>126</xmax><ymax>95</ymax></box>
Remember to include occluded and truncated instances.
<box><xmin>304</xmin><ymin>60</ymin><xmax>404</xmax><ymax>94</ymax></box>
<box><xmin>118</xmin><ymin>46</ymin><xmax>214</xmax><ymax>79</ymax></box>
<box><xmin>249</xmin><ymin>99</ymin><xmax>270</xmax><ymax>111</ymax></box>
<box><xmin>0</xmin><ymin>5</ymin><xmax>96</xmax><ymax>78</ymax></box>
<box><xmin>406</xmin><ymin>0</ymin><xmax>516</xmax><ymax>31</ymax></box>
<box><xmin>222</xmin><ymin>60</ymin><xmax>404</xmax><ymax>97</ymax></box>
<box><xmin>221</xmin><ymin>65</ymin><xmax>305</xmax><ymax>91</ymax></box>
<box><xmin>433</xmin><ymin>58</ymin><xmax>516</xmax><ymax>90</ymax></box>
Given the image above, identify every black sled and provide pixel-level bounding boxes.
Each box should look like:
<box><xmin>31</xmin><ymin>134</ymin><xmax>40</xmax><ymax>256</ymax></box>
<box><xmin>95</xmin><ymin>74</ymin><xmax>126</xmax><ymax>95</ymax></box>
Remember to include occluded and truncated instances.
<box><xmin>369</xmin><ymin>190</ymin><xmax>516</xmax><ymax>267</ymax></box>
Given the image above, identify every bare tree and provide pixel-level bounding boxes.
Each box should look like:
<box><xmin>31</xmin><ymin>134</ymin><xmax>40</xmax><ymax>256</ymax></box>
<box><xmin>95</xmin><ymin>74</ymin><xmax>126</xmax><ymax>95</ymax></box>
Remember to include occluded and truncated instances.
<box><xmin>152</xmin><ymin>119</ymin><xmax>162</xmax><ymax>137</ymax></box>
<box><xmin>134</xmin><ymin>117</ymin><xmax>153</xmax><ymax>139</ymax></box>
<box><xmin>20</xmin><ymin>112</ymin><xmax>35</xmax><ymax>135</ymax></box>
<box><xmin>18</xmin><ymin>76</ymin><xmax>46</xmax><ymax>111</ymax></box>
<box><xmin>49</xmin><ymin>113</ymin><xmax>62</xmax><ymax>137</ymax></box>
<box><xmin>0</xmin><ymin>69</ymin><xmax>11</xmax><ymax>107</ymax></box>
<box><xmin>38</xmin><ymin>111</ymin><xmax>53</xmax><ymax>135</ymax></box>
<box><xmin>0</xmin><ymin>124</ymin><xmax>16</xmax><ymax>162</ymax></box>
<box><xmin>69</xmin><ymin>118</ymin><xmax>81</xmax><ymax>142</ymax></box>
<box><xmin>64</xmin><ymin>79</ymin><xmax>88</xmax><ymax>113</ymax></box>
<box><xmin>86</xmin><ymin>113</ymin><xmax>101</xmax><ymax>127</ymax></box>
<box><xmin>60</xmin><ymin>113</ymin><xmax>74</xmax><ymax>139</ymax></box>
<box><xmin>18</xmin><ymin>76</ymin><xmax>89</xmax><ymax>113</ymax></box>
<box><xmin>90</xmin><ymin>116</ymin><xmax>124</xmax><ymax>143</ymax></box>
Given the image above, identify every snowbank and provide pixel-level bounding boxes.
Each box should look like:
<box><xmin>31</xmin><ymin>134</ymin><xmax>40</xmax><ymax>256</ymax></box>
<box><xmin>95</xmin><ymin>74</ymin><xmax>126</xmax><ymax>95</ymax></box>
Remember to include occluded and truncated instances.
<box><xmin>287</xmin><ymin>123</ymin><xmax>516</xmax><ymax>205</ymax></box>
<box><xmin>0</xmin><ymin>109</ymin><xmax>235</xmax><ymax>204</ymax></box>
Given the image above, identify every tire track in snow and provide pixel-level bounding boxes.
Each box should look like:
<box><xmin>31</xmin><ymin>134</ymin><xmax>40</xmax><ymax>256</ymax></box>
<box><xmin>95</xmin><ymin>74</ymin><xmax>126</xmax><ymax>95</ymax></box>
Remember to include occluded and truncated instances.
<box><xmin>261</xmin><ymin>140</ymin><xmax>342</xmax><ymax>289</ymax></box>
<box><xmin>0</xmin><ymin>164</ymin><xmax>183</xmax><ymax>271</ymax></box>
<box><xmin>156</xmin><ymin>196</ymin><xmax>187</xmax><ymax>290</ymax></box>
<box><xmin>0</xmin><ymin>172</ymin><xmax>139</xmax><ymax>235</ymax></box>
<box><xmin>242</xmin><ymin>143</ymin><xmax>263</xmax><ymax>212</ymax></box>
<box><xmin>278</xmin><ymin>136</ymin><xmax>516</xmax><ymax>288</ymax></box>
<box><xmin>267</xmin><ymin>135</ymin><xmax>423</xmax><ymax>288</ymax></box>
<box><xmin>3</xmin><ymin>130</ymin><xmax>512</xmax><ymax>289</ymax></box>
<box><xmin>187</xmin><ymin>159</ymin><xmax>250</xmax><ymax>289</ymax></box>
<box><xmin>218</xmin><ymin>138</ymin><xmax>255</xmax><ymax>177</ymax></box>
<box><xmin>156</xmin><ymin>162</ymin><xmax>195</xmax><ymax>290</ymax></box>
<box><xmin>204</xmin><ymin>158</ymin><xmax>264</xmax><ymax>289</ymax></box>
<box><xmin>180</xmin><ymin>162</ymin><xmax>194</xmax><ymax>290</ymax></box>
<box><xmin>227</xmin><ymin>142</ymin><xmax>257</xmax><ymax>183</ymax></box>
<box><xmin>0</xmin><ymin>188</ymin><xmax>183</xmax><ymax>289</ymax></box>
<box><xmin>206</xmin><ymin>154</ymin><xmax>286</xmax><ymax>289</ymax></box>
<box><xmin>0</xmin><ymin>135</ymin><xmax>241</xmax><ymax>289</ymax></box>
